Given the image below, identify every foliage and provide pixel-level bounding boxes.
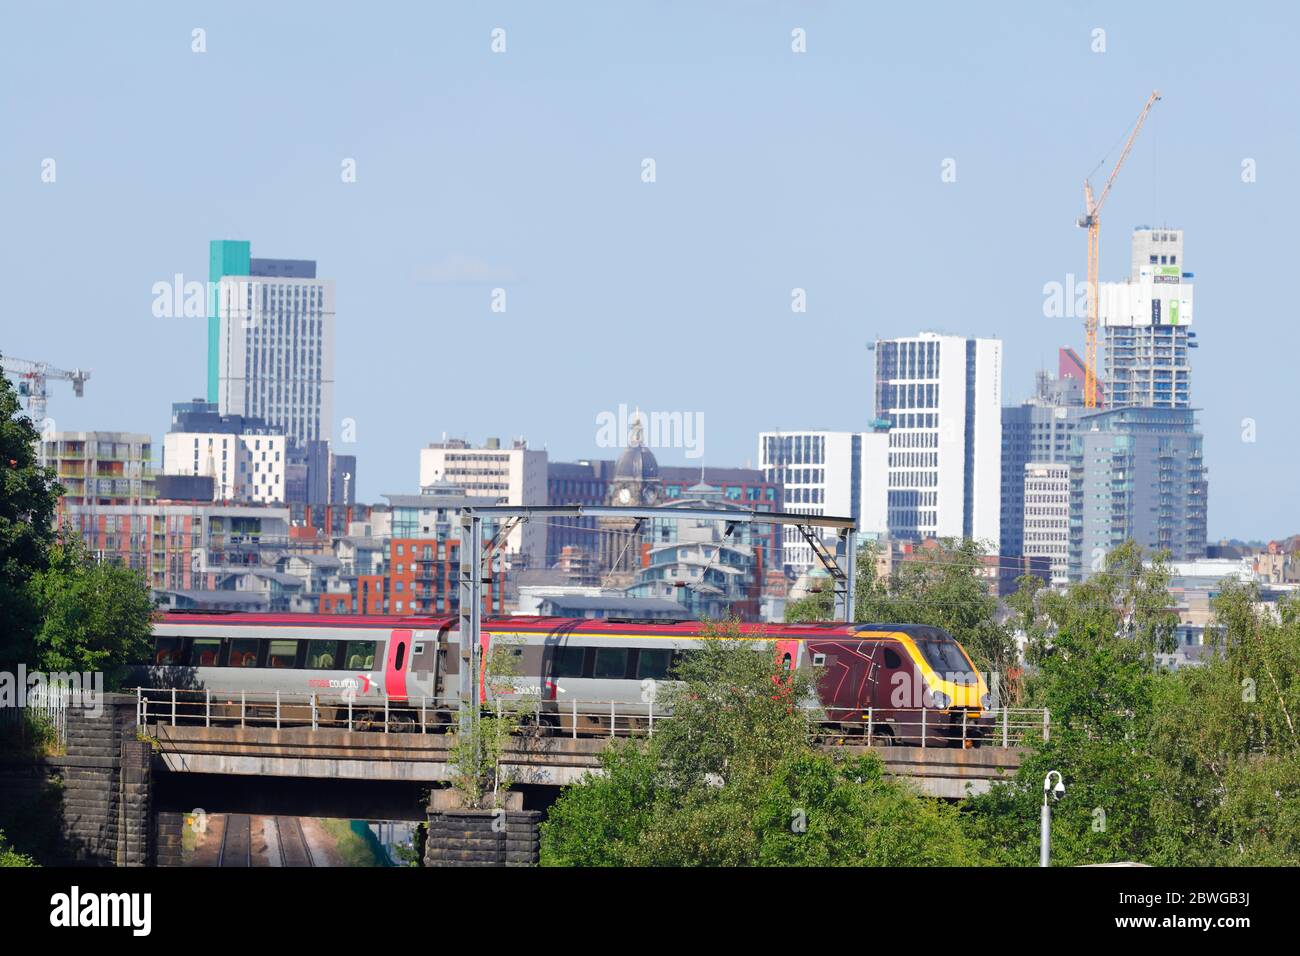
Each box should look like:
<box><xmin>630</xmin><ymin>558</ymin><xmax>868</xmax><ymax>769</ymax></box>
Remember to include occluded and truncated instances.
<box><xmin>783</xmin><ymin>574</ymin><xmax>834</xmax><ymax>623</ymax></box>
<box><xmin>969</xmin><ymin>544</ymin><xmax>1300</xmax><ymax>866</ymax></box>
<box><xmin>27</xmin><ymin>537</ymin><xmax>156</xmax><ymax>683</ymax></box>
<box><xmin>754</xmin><ymin>752</ymin><xmax>977</xmax><ymax>866</ymax></box>
<box><xmin>539</xmin><ymin>742</ymin><xmax>661</xmax><ymax>867</ymax></box>
<box><xmin>0</xmin><ymin>357</ymin><xmax>60</xmax><ymax>668</ymax></box>
<box><xmin>317</xmin><ymin>818</ymin><xmax>381</xmax><ymax>867</ymax></box>
<box><xmin>0</xmin><ymin>828</ymin><xmax>36</xmax><ymax>867</ymax></box>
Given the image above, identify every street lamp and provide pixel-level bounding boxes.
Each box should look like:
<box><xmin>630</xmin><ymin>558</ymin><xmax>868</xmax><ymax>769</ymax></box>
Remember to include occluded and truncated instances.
<box><xmin>1041</xmin><ymin>770</ymin><xmax>1065</xmax><ymax>867</ymax></box>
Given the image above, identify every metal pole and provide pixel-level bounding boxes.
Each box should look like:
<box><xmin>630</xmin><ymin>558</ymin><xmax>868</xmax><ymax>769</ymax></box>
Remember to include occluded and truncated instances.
<box><xmin>205</xmin><ymin>689</ymin><xmax>210</xmax><ymax>728</ymax></box>
<box><xmin>1040</xmin><ymin>796</ymin><xmax>1052</xmax><ymax>867</ymax></box>
<box><xmin>1043</xmin><ymin>708</ymin><xmax>1051</xmax><ymax>742</ymax></box>
<box><xmin>610</xmin><ymin>700</ymin><xmax>616</xmax><ymax>738</ymax></box>
<box><xmin>171</xmin><ymin>688</ymin><xmax>176</xmax><ymax>727</ymax></box>
<box><xmin>1002</xmin><ymin>706</ymin><xmax>1009</xmax><ymax>748</ymax></box>
<box><xmin>1041</xmin><ymin>770</ymin><xmax>1062</xmax><ymax>866</ymax></box>
<box><xmin>458</xmin><ymin>513</ymin><xmax>482</xmax><ymax>736</ymax></box>
<box><xmin>921</xmin><ymin>707</ymin><xmax>927</xmax><ymax>748</ymax></box>
<box><xmin>843</xmin><ymin>528</ymin><xmax>857</xmax><ymax>623</ymax></box>
<box><xmin>572</xmin><ymin>698</ymin><xmax>578</xmax><ymax>740</ymax></box>
<box><xmin>276</xmin><ymin>690</ymin><xmax>280</xmax><ymax>730</ymax></box>
<box><xmin>867</xmin><ymin>706</ymin><xmax>873</xmax><ymax>745</ymax></box>
<box><xmin>241</xmin><ymin>690</ymin><xmax>245</xmax><ymax>728</ymax></box>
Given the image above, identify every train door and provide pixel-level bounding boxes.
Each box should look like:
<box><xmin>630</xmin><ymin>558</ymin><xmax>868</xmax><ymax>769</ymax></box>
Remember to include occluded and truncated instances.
<box><xmin>772</xmin><ymin>639</ymin><xmax>799</xmax><ymax>700</ymax></box>
<box><xmin>384</xmin><ymin>629</ymin><xmax>412</xmax><ymax>702</ymax></box>
<box><xmin>408</xmin><ymin>631</ymin><xmax>438</xmax><ymax>700</ymax></box>
<box><xmin>869</xmin><ymin>640</ymin><xmax>916</xmax><ymax>743</ymax></box>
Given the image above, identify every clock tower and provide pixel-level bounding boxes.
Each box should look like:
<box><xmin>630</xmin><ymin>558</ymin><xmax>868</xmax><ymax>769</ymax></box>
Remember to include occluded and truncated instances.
<box><xmin>598</xmin><ymin>417</ymin><xmax>662</xmax><ymax>584</ymax></box>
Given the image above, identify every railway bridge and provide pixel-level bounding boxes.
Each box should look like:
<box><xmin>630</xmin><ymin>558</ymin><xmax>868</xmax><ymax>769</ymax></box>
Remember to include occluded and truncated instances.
<box><xmin>139</xmin><ymin>687</ymin><xmax>1039</xmax><ymax>800</ymax></box>
<box><xmin>2</xmin><ymin>692</ymin><xmax>1042</xmax><ymax>867</ymax></box>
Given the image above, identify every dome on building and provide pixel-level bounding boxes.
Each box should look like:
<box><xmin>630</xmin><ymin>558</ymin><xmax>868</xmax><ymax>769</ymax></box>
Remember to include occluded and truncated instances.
<box><xmin>615</xmin><ymin>442</ymin><xmax>659</xmax><ymax>481</ymax></box>
<box><xmin>614</xmin><ymin>417</ymin><xmax>659</xmax><ymax>481</ymax></box>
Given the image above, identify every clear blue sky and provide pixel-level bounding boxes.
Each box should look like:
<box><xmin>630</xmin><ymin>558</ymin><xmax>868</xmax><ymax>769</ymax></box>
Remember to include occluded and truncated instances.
<box><xmin>2</xmin><ymin>2</ymin><xmax>1295</xmax><ymax>540</ymax></box>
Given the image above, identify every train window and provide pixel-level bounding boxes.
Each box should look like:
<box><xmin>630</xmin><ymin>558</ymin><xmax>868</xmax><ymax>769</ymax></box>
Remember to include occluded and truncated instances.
<box><xmin>343</xmin><ymin>641</ymin><xmax>376</xmax><ymax>670</ymax></box>
<box><xmin>305</xmin><ymin>641</ymin><xmax>340</xmax><ymax>669</ymax></box>
<box><xmin>812</xmin><ymin>653</ymin><xmax>827</xmax><ymax>667</ymax></box>
<box><xmin>593</xmin><ymin>648</ymin><xmax>629</xmax><ymax>680</ymax></box>
<box><xmin>549</xmin><ymin>647</ymin><xmax>585</xmax><ymax>679</ymax></box>
<box><xmin>393</xmin><ymin>641</ymin><xmax>407</xmax><ymax>671</ymax></box>
<box><xmin>916</xmin><ymin>640</ymin><xmax>977</xmax><ymax>683</ymax></box>
<box><xmin>267</xmin><ymin>640</ymin><xmax>298</xmax><ymax>669</ymax></box>
<box><xmin>637</xmin><ymin>649</ymin><xmax>673</xmax><ymax>681</ymax></box>
<box><xmin>191</xmin><ymin>639</ymin><xmax>221</xmax><ymax>668</ymax></box>
<box><xmin>154</xmin><ymin>637</ymin><xmax>183</xmax><ymax>666</ymax></box>
<box><xmin>882</xmin><ymin>648</ymin><xmax>902</xmax><ymax>670</ymax></box>
<box><xmin>229</xmin><ymin>639</ymin><xmax>259</xmax><ymax>668</ymax></box>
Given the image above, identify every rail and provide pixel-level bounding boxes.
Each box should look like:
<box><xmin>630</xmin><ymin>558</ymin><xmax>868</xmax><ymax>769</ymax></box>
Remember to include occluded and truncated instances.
<box><xmin>135</xmin><ymin>688</ymin><xmax>1048</xmax><ymax>749</ymax></box>
<box><xmin>0</xmin><ymin>684</ymin><xmax>70</xmax><ymax>747</ymax></box>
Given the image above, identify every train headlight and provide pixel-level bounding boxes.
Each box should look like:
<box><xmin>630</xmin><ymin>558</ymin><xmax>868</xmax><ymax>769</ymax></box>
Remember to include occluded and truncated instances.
<box><xmin>930</xmin><ymin>690</ymin><xmax>950</xmax><ymax>710</ymax></box>
<box><xmin>980</xmin><ymin>693</ymin><xmax>991</xmax><ymax>710</ymax></box>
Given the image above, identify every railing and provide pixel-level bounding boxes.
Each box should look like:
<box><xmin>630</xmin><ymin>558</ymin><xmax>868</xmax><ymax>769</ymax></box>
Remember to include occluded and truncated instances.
<box><xmin>816</xmin><ymin>705</ymin><xmax>1049</xmax><ymax>748</ymax></box>
<box><xmin>135</xmin><ymin>688</ymin><xmax>1047</xmax><ymax>750</ymax></box>
<box><xmin>0</xmin><ymin>685</ymin><xmax>70</xmax><ymax>747</ymax></box>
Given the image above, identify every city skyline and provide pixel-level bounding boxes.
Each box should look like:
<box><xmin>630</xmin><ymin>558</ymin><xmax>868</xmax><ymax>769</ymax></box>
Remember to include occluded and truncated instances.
<box><xmin>4</xmin><ymin>4</ymin><xmax>1296</xmax><ymax>538</ymax></box>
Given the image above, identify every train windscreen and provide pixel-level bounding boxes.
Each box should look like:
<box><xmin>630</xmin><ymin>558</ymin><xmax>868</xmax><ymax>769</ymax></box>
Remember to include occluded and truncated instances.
<box><xmin>916</xmin><ymin>639</ymin><xmax>978</xmax><ymax>684</ymax></box>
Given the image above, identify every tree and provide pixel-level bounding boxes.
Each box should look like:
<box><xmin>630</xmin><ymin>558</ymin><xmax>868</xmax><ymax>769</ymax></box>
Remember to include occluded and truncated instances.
<box><xmin>969</xmin><ymin>544</ymin><xmax>1205</xmax><ymax>866</ymax></box>
<box><xmin>0</xmin><ymin>356</ymin><xmax>60</xmax><ymax>668</ymax></box>
<box><xmin>26</xmin><ymin>538</ymin><xmax>155</xmax><ymax>682</ymax></box>
<box><xmin>784</xmin><ymin>573</ymin><xmax>835</xmax><ymax>623</ymax></box>
<box><xmin>753</xmin><ymin>752</ymin><xmax>977</xmax><ymax>867</ymax></box>
<box><xmin>538</xmin><ymin>742</ymin><xmax>660</xmax><ymax>867</ymax></box>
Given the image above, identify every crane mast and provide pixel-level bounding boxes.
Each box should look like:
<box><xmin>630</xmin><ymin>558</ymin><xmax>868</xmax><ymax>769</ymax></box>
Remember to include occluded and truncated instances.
<box><xmin>1077</xmin><ymin>90</ymin><xmax>1161</xmax><ymax>408</ymax></box>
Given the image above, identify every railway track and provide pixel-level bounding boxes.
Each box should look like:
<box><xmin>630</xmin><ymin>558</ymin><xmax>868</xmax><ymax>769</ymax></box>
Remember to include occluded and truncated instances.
<box><xmin>274</xmin><ymin>816</ymin><xmax>316</xmax><ymax>867</ymax></box>
<box><xmin>217</xmin><ymin>814</ymin><xmax>252</xmax><ymax>868</ymax></box>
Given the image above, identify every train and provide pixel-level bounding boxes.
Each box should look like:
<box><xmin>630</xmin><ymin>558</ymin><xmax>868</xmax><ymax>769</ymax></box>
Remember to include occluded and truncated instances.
<box><xmin>131</xmin><ymin>612</ymin><xmax>994</xmax><ymax>746</ymax></box>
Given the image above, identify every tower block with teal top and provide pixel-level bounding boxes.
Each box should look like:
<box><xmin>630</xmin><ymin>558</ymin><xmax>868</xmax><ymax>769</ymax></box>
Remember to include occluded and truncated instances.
<box><xmin>207</xmin><ymin>240</ymin><xmax>251</xmax><ymax>403</ymax></box>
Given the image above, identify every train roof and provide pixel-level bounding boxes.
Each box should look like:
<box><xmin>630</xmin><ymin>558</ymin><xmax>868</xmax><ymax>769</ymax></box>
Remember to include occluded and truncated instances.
<box><xmin>154</xmin><ymin>612</ymin><xmax>955</xmax><ymax>641</ymax></box>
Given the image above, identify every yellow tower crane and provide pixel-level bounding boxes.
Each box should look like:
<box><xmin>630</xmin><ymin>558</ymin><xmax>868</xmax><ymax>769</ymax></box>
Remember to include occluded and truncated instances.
<box><xmin>1077</xmin><ymin>89</ymin><xmax>1161</xmax><ymax>408</ymax></box>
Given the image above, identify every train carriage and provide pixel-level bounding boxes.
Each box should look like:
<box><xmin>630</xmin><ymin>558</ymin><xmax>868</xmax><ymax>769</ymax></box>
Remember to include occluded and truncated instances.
<box><xmin>132</xmin><ymin>612</ymin><xmax>993</xmax><ymax>746</ymax></box>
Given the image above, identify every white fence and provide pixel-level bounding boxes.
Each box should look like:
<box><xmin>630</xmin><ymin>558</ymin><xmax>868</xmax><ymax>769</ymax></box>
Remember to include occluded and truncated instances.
<box><xmin>0</xmin><ymin>684</ymin><xmax>69</xmax><ymax>747</ymax></box>
<box><xmin>135</xmin><ymin>687</ymin><xmax>1048</xmax><ymax>749</ymax></box>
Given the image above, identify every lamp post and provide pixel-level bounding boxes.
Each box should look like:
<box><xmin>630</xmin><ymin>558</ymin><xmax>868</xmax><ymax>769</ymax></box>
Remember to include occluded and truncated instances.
<box><xmin>1041</xmin><ymin>769</ymin><xmax>1065</xmax><ymax>866</ymax></box>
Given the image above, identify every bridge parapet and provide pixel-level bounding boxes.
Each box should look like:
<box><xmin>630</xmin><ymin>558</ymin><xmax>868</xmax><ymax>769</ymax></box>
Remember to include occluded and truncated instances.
<box><xmin>143</xmin><ymin>721</ymin><xmax>1025</xmax><ymax>797</ymax></box>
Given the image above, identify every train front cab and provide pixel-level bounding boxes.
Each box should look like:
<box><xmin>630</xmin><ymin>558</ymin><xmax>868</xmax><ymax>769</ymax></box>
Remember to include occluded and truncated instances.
<box><xmin>889</xmin><ymin>626</ymin><xmax>990</xmax><ymax>747</ymax></box>
<box><xmin>810</xmin><ymin>626</ymin><xmax>990</xmax><ymax>747</ymax></box>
